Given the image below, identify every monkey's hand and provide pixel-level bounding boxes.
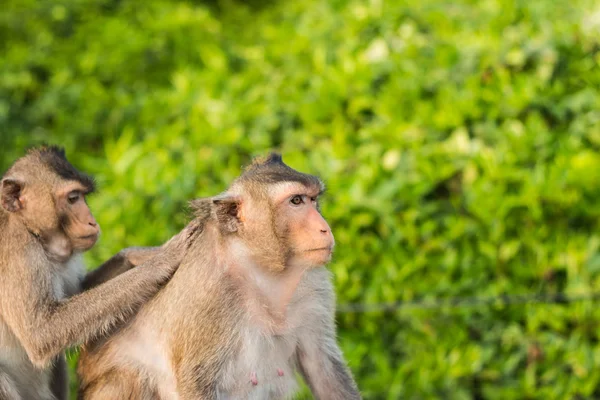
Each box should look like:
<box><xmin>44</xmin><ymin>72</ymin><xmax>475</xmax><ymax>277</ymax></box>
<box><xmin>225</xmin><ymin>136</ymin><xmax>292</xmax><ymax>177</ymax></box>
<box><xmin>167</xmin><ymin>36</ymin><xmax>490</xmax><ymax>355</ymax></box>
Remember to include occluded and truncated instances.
<box><xmin>82</xmin><ymin>246</ymin><xmax>163</xmax><ymax>291</ymax></box>
<box><xmin>120</xmin><ymin>219</ymin><xmax>202</xmax><ymax>268</ymax></box>
<box><xmin>119</xmin><ymin>247</ymin><xmax>162</xmax><ymax>267</ymax></box>
<box><xmin>150</xmin><ymin>220</ymin><xmax>203</xmax><ymax>272</ymax></box>
<box><xmin>160</xmin><ymin>219</ymin><xmax>202</xmax><ymax>249</ymax></box>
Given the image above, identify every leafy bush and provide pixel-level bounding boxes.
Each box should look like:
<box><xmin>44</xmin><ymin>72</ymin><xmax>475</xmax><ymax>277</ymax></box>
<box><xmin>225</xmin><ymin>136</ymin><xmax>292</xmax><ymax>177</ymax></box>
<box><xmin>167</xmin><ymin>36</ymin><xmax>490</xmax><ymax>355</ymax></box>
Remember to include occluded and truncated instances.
<box><xmin>2</xmin><ymin>0</ymin><xmax>600</xmax><ymax>398</ymax></box>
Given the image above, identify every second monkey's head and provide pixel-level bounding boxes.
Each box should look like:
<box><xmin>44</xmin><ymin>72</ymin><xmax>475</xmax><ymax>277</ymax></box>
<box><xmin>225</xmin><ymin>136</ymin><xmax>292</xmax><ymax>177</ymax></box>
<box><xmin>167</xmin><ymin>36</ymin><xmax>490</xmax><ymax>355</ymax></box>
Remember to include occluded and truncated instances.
<box><xmin>191</xmin><ymin>153</ymin><xmax>334</xmax><ymax>272</ymax></box>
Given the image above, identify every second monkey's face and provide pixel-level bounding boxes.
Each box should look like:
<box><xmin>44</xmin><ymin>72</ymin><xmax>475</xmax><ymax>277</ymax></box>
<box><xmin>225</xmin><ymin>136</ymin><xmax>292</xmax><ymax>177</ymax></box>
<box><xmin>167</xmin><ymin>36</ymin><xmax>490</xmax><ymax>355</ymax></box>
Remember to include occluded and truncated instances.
<box><xmin>272</xmin><ymin>182</ymin><xmax>335</xmax><ymax>268</ymax></box>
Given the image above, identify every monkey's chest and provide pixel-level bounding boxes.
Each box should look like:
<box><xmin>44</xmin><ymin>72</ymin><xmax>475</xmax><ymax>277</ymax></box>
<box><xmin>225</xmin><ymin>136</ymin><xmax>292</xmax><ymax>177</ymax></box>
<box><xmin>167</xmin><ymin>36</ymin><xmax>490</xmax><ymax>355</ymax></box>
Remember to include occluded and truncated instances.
<box><xmin>52</xmin><ymin>255</ymin><xmax>85</xmax><ymax>298</ymax></box>
<box><xmin>217</xmin><ymin>328</ymin><xmax>300</xmax><ymax>400</ymax></box>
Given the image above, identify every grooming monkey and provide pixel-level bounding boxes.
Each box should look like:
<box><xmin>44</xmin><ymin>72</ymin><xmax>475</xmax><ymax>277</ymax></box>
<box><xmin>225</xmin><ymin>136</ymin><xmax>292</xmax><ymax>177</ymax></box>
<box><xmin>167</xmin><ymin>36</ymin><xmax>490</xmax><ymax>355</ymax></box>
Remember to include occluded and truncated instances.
<box><xmin>0</xmin><ymin>146</ymin><xmax>195</xmax><ymax>400</ymax></box>
<box><xmin>78</xmin><ymin>154</ymin><xmax>361</xmax><ymax>400</ymax></box>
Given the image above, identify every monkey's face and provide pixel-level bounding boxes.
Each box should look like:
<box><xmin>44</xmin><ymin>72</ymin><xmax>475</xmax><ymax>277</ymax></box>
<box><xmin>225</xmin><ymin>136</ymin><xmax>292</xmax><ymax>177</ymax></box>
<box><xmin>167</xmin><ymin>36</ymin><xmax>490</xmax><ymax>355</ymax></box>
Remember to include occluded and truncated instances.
<box><xmin>56</xmin><ymin>183</ymin><xmax>99</xmax><ymax>252</ymax></box>
<box><xmin>1</xmin><ymin>147</ymin><xmax>99</xmax><ymax>262</ymax></box>
<box><xmin>2</xmin><ymin>179</ymin><xmax>98</xmax><ymax>262</ymax></box>
<box><xmin>228</xmin><ymin>183</ymin><xmax>334</xmax><ymax>271</ymax></box>
<box><xmin>276</xmin><ymin>184</ymin><xmax>334</xmax><ymax>268</ymax></box>
<box><xmin>33</xmin><ymin>182</ymin><xmax>99</xmax><ymax>262</ymax></box>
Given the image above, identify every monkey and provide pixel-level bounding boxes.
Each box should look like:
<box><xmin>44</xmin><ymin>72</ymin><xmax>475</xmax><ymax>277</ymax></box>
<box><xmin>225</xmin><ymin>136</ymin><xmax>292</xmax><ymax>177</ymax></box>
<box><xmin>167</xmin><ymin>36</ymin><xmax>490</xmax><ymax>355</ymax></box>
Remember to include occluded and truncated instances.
<box><xmin>78</xmin><ymin>153</ymin><xmax>361</xmax><ymax>400</ymax></box>
<box><xmin>0</xmin><ymin>146</ymin><xmax>196</xmax><ymax>400</ymax></box>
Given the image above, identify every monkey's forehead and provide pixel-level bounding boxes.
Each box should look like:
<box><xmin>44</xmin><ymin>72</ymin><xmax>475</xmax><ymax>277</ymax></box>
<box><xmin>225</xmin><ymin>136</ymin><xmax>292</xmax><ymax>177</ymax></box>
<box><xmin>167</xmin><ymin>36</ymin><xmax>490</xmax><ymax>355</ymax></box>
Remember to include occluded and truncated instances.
<box><xmin>39</xmin><ymin>155</ymin><xmax>96</xmax><ymax>192</ymax></box>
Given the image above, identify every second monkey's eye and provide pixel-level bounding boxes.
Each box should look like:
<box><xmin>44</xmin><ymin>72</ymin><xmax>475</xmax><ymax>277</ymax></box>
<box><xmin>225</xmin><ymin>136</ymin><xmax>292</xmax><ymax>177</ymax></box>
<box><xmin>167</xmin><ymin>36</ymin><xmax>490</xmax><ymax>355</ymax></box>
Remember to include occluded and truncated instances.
<box><xmin>290</xmin><ymin>195</ymin><xmax>304</xmax><ymax>206</ymax></box>
<box><xmin>67</xmin><ymin>191</ymin><xmax>81</xmax><ymax>205</ymax></box>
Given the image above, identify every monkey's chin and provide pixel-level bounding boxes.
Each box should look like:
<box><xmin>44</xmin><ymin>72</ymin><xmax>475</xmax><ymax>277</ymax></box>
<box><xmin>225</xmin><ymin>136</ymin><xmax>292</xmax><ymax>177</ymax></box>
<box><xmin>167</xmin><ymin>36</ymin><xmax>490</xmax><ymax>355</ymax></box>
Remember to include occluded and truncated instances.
<box><xmin>74</xmin><ymin>235</ymin><xmax>99</xmax><ymax>251</ymax></box>
<box><xmin>303</xmin><ymin>248</ymin><xmax>333</xmax><ymax>267</ymax></box>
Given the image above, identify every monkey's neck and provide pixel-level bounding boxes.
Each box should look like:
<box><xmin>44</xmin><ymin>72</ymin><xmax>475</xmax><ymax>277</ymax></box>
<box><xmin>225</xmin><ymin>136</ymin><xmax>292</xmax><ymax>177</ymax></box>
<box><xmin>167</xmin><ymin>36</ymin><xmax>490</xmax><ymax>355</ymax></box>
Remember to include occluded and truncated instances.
<box><xmin>229</xmin><ymin>256</ymin><xmax>307</xmax><ymax>332</ymax></box>
<box><xmin>1</xmin><ymin>213</ymin><xmax>32</xmax><ymax>250</ymax></box>
<box><xmin>224</xmin><ymin>238</ymin><xmax>308</xmax><ymax>331</ymax></box>
<box><xmin>257</xmin><ymin>263</ymin><xmax>305</xmax><ymax>307</ymax></box>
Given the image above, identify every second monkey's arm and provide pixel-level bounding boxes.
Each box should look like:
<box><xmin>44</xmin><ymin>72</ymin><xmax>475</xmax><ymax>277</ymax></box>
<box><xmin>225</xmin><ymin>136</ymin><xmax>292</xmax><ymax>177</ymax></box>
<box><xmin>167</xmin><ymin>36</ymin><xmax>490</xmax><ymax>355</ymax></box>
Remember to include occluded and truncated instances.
<box><xmin>81</xmin><ymin>246</ymin><xmax>161</xmax><ymax>291</ymax></box>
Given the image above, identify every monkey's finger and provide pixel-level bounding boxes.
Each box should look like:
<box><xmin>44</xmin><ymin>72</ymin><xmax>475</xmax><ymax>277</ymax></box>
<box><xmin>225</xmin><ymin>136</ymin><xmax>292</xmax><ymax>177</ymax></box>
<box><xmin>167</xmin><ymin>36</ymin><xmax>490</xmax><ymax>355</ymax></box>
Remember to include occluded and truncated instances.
<box><xmin>184</xmin><ymin>220</ymin><xmax>203</xmax><ymax>243</ymax></box>
<box><xmin>161</xmin><ymin>222</ymin><xmax>200</xmax><ymax>254</ymax></box>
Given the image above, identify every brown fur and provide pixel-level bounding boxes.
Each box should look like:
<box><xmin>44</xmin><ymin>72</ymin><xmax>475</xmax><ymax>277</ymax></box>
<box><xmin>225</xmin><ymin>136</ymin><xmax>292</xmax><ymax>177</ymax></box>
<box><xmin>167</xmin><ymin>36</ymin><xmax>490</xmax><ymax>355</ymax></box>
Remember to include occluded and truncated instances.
<box><xmin>78</xmin><ymin>154</ymin><xmax>360</xmax><ymax>400</ymax></box>
<box><xmin>0</xmin><ymin>147</ymin><xmax>195</xmax><ymax>400</ymax></box>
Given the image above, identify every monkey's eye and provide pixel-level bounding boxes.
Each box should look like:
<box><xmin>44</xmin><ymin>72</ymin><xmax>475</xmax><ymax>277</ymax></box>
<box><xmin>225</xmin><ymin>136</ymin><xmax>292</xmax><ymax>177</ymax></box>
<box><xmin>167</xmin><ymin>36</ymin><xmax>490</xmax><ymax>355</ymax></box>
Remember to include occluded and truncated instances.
<box><xmin>290</xmin><ymin>195</ymin><xmax>304</xmax><ymax>206</ymax></box>
<box><xmin>67</xmin><ymin>191</ymin><xmax>81</xmax><ymax>205</ymax></box>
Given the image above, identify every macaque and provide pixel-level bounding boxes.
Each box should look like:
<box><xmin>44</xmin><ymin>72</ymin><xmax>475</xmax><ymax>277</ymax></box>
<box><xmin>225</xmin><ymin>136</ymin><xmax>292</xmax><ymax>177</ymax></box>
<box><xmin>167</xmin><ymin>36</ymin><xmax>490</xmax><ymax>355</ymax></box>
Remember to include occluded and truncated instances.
<box><xmin>78</xmin><ymin>153</ymin><xmax>361</xmax><ymax>399</ymax></box>
<box><xmin>0</xmin><ymin>146</ymin><xmax>194</xmax><ymax>400</ymax></box>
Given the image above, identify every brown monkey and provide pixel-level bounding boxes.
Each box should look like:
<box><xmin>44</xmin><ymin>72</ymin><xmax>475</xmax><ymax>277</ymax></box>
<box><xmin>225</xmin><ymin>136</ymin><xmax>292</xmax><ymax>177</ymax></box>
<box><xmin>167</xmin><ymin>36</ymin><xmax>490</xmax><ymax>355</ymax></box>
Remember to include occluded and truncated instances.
<box><xmin>0</xmin><ymin>146</ymin><xmax>195</xmax><ymax>400</ymax></box>
<box><xmin>78</xmin><ymin>153</ymin><xmax>361</xmax><ymax>400</ymax></box>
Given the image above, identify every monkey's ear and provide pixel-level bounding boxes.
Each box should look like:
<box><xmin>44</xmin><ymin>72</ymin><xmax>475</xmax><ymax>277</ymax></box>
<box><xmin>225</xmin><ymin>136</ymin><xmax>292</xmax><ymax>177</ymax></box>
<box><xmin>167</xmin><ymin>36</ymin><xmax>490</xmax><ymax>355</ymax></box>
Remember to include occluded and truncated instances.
<box><xmin>212</xmin><ymin>196</ymin><xmax>242</xmax><ymax>233</ymax></box>
<box><xmin>1</xmin><ymin>178</ymin><xmax>24</xmax><ymax>212</ymax></box>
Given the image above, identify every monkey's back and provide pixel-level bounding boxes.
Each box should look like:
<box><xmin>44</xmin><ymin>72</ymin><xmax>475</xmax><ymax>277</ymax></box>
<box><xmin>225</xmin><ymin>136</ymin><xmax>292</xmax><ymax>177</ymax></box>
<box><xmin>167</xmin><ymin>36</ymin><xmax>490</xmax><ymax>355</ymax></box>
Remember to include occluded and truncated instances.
<box><xmin>78</xmin><ymin>237</ymin><xmax>245</xmax><ymax>399</ymax></box>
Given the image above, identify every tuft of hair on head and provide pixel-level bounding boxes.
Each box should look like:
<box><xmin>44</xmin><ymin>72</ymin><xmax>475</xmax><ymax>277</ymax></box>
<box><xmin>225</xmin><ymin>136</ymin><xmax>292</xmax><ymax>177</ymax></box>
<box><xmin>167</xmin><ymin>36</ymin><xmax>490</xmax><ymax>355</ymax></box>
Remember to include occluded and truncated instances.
<box><xmin>237</xmin><ymin>153</ymin><xmax>324</xmax><ymax>190</ymax></box>
<box><xmin>28</xmin><ymin>144</ymin><xmax>67</xmax><ymax>160</ymax></box>
<box><xmin>29</xmin><ymin>145</ymin><xmax>97</xmax><ymax>193</ymax></box>
<box><xmin>249</xmin><ymin>153</ymin><xmax>284</xmax><ymax>167</ymax></box>
<box><xmin>189</xmin><ymin>197</ymin><xmax>212</xmax><ymax>220</ymax></box>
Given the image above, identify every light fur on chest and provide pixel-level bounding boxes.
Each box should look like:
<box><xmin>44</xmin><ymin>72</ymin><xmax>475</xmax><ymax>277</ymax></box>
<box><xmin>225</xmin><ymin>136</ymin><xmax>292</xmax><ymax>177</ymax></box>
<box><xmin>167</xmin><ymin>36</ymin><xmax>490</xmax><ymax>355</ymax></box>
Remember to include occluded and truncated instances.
<box><xmin>51</xmin><ymin>253</ymin><xmax>85</xmax><ymax>298</ymax></box>
<box><xmin>216</xmin><ymin>274</ymin><xmax>327</xmax><ymax>400</ymax></box>
<box><xmin>217</xmin><ymin>324</ymin><xmax>301</xmax><ymax>400</ymax></box>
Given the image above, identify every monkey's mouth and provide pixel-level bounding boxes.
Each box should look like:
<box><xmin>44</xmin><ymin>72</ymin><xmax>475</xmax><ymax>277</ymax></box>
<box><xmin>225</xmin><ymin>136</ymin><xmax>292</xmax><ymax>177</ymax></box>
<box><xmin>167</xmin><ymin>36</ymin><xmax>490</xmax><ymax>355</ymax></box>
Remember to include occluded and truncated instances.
<box><xmin>78</xmin><ymin>234</ymin><xmax>99</xmax><ymax>245</ymax></box>
<box><xmin>306</xmin><ymin>247</ymin><xmax>333</xmax><ymax>253</ymax></box>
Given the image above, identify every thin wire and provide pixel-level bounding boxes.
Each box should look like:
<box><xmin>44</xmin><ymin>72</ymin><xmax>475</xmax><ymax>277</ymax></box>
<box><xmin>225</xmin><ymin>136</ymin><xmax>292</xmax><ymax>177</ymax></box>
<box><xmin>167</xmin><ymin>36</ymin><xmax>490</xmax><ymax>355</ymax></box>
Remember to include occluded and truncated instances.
<box><xmin>336</xmin><ymin>291</ymin><xmax>600</xmax><ymax>313</ymax></box>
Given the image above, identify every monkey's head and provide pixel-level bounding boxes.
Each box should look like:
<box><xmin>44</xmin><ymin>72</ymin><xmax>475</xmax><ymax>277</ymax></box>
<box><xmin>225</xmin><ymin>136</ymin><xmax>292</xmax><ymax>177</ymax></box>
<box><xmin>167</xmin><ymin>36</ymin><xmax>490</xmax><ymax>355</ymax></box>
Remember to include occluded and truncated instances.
<box><xmin>1</xmin><ymin>146</ymin><xmax>99</xmax><ymax>262</ymax></box>
<box><xmin>191</xmin><ymin>153</ymin><xmax>334</xmax><ymax>272</ymax></box>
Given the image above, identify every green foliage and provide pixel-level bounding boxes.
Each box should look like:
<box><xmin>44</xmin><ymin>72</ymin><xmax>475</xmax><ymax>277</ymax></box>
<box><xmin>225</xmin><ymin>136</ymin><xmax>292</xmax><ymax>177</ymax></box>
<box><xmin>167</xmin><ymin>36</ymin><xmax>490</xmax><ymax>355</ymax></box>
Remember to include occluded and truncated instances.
<box><xmin>2</xmin><ymin>0</ymin><xmax>600</xmax><ymax>398</ymax></box>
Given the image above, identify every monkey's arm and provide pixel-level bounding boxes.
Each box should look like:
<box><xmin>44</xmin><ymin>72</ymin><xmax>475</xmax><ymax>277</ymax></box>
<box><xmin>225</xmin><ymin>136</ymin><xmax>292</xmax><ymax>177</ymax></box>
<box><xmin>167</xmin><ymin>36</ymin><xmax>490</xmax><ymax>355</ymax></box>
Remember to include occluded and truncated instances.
<box><xmin>5</xmin><ymin>256</ymin><xmax>175</xmax><ymax>368</ymax></box>
<box><xmin>296</xmin><ymin>289</ymin><xmax>361</xmax><ymax>400</ymax></box>
<box><xmin>0</xmin><ymin>225</ymin><xmax>196</xmax><ymax>368</ymax></box>
<box><xmin>81</xmin><ymin>246</ymin><xmax>161</xmax><ymax>291</ymax></box>
<box><xmin>297</xmin><ymin>332</ymin><xmax>361</xmax><ymax>400</ymax></box>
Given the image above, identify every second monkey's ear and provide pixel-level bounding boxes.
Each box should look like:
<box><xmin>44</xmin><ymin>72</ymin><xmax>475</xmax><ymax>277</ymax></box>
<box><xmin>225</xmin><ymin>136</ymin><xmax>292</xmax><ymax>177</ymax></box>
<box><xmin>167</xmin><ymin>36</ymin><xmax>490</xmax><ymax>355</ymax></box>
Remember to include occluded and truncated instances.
<box><xmin>1</xmin><ymin>178</ymin><xmax>24</xmax><ymax>213</ymax></box>
<box><xmin>212</xmin><ymin>196</ymin><xmax>242</xmax><ymax>233</ymax></box>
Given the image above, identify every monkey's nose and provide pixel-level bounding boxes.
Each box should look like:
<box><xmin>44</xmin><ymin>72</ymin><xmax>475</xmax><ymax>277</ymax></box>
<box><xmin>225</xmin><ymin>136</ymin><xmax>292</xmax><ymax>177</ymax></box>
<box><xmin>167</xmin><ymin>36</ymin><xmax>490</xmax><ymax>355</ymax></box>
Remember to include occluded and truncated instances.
<box><xmin>319</xmin><ymin>228</ymin><xmax>331</xmax><ymax>236</ymax></box>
